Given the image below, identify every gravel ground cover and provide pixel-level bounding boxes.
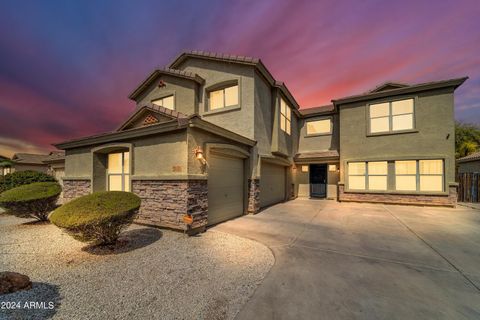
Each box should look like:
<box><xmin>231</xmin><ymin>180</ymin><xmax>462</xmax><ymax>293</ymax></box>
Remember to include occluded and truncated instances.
<box><xmin>0</xmin><ymin>214</ymin><xmax>274</xmax><ymax>320</ymax></box>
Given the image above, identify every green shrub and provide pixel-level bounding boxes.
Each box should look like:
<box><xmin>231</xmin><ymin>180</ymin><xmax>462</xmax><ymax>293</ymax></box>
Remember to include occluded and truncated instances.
<box><xmin>50</xmin><ymin>191</ymin><xmax>141</xmax><ymax>245</ymax></box>
<box><xmin>0</xmin><ymin>182</ymin><xmax>62</xmax><ymax>221</ymax></box>
<box><xmin>0</xmin><ymin>171</ymin><xmax>56</xmax><ymax>194</ymax></box>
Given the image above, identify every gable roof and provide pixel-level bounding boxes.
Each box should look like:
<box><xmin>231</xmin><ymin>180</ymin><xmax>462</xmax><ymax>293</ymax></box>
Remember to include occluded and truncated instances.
<box><xmin>369</xmin><ymin>82</ymin><xmax>409</xmax><ymax>93</ymax></box>
<box><xmin>128</xmin><ymin>67</ymin><xmax>205</xmax><ymax>100</ymax></box>
<box><xmin>168</xmin><ymin>50</ymin><xmax>300</xmax><ymax>109</ymax></box>
<box><xmin>458</xmin><ymin>151</ymin><xmax>480</xmax><ymax>163</ymax></box>
<box><xmin>332</xmin><ymin>77</ymin><xmax>468</xmax><ymax>105</ymax></box>
<box><xmin>117</xmin><ymin>103</ymin><xmax>189</xmax><ymax>131</ymax></box>
<box><xmin>12</xmin><ymin>153</ymin><xmax>50</xmax><ymax>165</ymax></box>
<box><xmin>299</xmin><ymin>104</ymin><xmax>335</xmax><ymax>117</ymax></box>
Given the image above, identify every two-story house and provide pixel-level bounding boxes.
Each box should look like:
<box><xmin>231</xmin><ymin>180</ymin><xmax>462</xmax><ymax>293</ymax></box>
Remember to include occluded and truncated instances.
<box><xmin>55</xmin><ymin>51</ymin><xmax>467</xmax><ymax>232</ymax></box>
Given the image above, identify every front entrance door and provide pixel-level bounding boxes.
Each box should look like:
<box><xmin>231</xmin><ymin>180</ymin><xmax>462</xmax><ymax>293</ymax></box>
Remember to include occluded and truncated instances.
<box><xmin>310</xmin><ymin>164</ymin><xmax>327</xmax><ymax>198</ymax></box>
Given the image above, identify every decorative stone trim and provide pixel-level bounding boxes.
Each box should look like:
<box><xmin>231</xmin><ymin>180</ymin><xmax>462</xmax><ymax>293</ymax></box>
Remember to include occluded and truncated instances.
<box><xmin>247</xmin><ymin>179</ymin><xmax>260</xmax><ymax>214</ymax></box>
<box><xmin>132</xmin><ymin>180</ymin><xmax>208</xmax><ymax>230</ymax></box>
<box><xmin>338</xmin><ymin>184</ymin><xmax>457</xmax><ymax>207</ymax></box>
<box><xmin>63</xmin><ymin>179</ymin><xmax>91</xmax><ymax>203</ymax></box>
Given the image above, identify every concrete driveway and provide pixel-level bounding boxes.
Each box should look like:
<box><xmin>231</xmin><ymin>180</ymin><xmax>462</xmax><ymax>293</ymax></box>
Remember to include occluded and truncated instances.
<box><xmin>213</xmin><ymin>199</ymin><xmax>480</xmax><ymax>320</ymax></box>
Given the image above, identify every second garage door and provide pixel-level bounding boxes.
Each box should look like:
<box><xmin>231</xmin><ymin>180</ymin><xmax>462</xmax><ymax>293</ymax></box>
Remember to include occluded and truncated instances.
<box><xmin>207</xmin><ymin>153</ymin><xmax>244</xmax><ymax>226</ymax></box>
<box><xmin>260</xmin><ymin>162</ymin><xmax>286</xmax><ymax>208</ymax></box>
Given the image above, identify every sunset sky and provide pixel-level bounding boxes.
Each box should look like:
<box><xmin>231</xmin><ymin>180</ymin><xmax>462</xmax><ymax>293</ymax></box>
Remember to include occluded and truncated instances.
<box><xmin>0</xmin><ymin>0</ymin><xmax>479</xmax><ymax>157</ymax></box>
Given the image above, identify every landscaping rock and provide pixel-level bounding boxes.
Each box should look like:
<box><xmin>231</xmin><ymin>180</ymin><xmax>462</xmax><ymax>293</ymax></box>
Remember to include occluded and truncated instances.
<box><xmin>0</xmin><ymin>271</ymin><xmax>32</xmax><ymax>294</ymax></box>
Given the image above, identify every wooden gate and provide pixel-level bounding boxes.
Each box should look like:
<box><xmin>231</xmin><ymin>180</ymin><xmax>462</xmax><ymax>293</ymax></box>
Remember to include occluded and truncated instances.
<box><xmin>458</xmin><ymin>173</ymin><xmax>480</xmax><ymax>202</ymax></box>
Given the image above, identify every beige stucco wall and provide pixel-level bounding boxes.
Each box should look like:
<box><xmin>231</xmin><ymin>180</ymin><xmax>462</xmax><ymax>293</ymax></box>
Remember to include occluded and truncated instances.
<box><xmin>136</xmin><ymin>74</ymin><xmax>198</xmax><ymax>115</ymax></box>
<box><xmin>298</xmin><ymin>114</ymin><xmax>339</xmax><ymax>153</ymax></box>
<box><xmin>64</xmin><ymin>131</ymin><xmax>188</xmax><ymax>181</ymax></box>
<box><xmin>175</xmin><ymin>58</ymin><xmax>256</xmax><ymax>140</ymax></box>
<box><xmin>339</xmin><ymin>87</ymin><xmax>456</xmax><ymax>192</ymax></box>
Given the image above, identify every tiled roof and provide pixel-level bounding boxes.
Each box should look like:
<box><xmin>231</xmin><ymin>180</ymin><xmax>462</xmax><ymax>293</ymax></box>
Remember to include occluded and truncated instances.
<box><xmin>299</xmin><ymin>105</ymin><xmax>335</xmax><ymax>117</ymax></box>
<box><xmin>43</xmin><ymin>151</ymin><xmax>65</xmax><ymax>163</ymax></box>
<box><xmin>332</xmin><ymin>77</ymin><xmax>468</xmax><ymax>105</ymax></box>
<box><xmin>170</xmin><ymin>50</ymin><xmax>260</xmax><ymax>66</ymax></box>
<box><xmin>369</xmin><ymin>82</ymin><xmax>409</xmax><ymax>93</ymax></box>
<box><xmin>458</xmin><ymin>151</ymin><xmax>480</xmax><ymax>163</ymax></box>
<box><xmin>294</xmin><ymin>150</ymin><xmax>339</xmax><ymax>160</ymax></box>
<box><xmin>12</xmin><ymin>153</ymin><xmax>50</xmax><ymax>164</ymax></box>
<box><xmin>157</xmin><ymin>67</ymin><xmax>205</xmax><ymax>84</ymax></box>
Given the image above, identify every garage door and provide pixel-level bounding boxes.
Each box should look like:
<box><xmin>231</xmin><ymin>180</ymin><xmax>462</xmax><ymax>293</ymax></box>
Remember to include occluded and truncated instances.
<box><xmin>260</xmin><ymin>162</ymin><xmax>286</xmax><ymax>208</ymax></box>
<box><xmin>208</xmin><ymin>153</ymin><xmax>244</xmax><ymax>226</ymax></box>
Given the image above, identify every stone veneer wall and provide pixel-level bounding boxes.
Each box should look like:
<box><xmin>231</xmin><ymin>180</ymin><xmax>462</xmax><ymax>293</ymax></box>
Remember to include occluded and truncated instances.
<box><xmin>132</xmin><ymin>180</ymin><xmax>208</xmax><ymax>230</ymax></box>
<box><xmin>62</xmin><ymin>179</ymin><xmax>91</xmax><ymax>203</ymax></box>
<box><xmin>247</xmin><ymin>179</ymin><xmax>260</xmax><ymax>214</ymax></box>
<box><xmin>338</xmin><ymin>184</ymin><xmax>457</xmax><ymax>207</ymax></box>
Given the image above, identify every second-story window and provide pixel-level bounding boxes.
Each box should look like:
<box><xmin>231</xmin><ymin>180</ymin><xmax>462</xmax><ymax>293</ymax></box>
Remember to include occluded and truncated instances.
<box><xmin>280</xmin><ymin>98</ymin><xmax>291</xmax><ymax>135</ymax></box>
<box><xmin>152</xmin><ymin>95</ymin><xmax>174</xmax><ymax>110</ymax></box>
<box><xmin>209</xmin><ymin>85</ymin><xmax>238</xmax><ymax>110</ymax></box>
<box><xmin>306</xmin><ymin>119</ymin><xmax>331</xmax><ymax>135</ymax></box>
<box><xmin>369</xmin><ymin>98</ymin><xmax>414</xmax><ymax>134</ymax></box>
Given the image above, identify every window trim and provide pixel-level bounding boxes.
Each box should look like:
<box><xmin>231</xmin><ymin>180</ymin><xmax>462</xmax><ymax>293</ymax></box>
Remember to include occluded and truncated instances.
<box><xmin>205</xmin><ymin>79</ymin><xmax>240</xmax><ymax>113</ymax></box>
<box><xmin>280</xmin><ymin>97</ymin><xmax>291</xmax><ymax>135</ymax></box>
<box><xmin>347</xmin><ymin>161</ymin><xmax>388</xmax><ymax>191</ymax></box>
<box><xmin>366</xmin><ymin>96</ymin><xmax>417</xmax><ymax>136</ymax></box>
<box><xmin>151</xmin><ymin>92</ymin><xmax>176</xmax><ymax>110</ymax></box>
<box><xmin>345</xmin><ymin>157</ymin><xmax>446</xmax><ymax>194</ymax></box>
<box><xmin>305</xmin><ymin>117</ymin><xmax>333</xmax><ymax>137</ymax></box>
<box><xmin>107</xmin><ymin>151</ymin><xmax>130</xmax><ymax>192</ymax></box>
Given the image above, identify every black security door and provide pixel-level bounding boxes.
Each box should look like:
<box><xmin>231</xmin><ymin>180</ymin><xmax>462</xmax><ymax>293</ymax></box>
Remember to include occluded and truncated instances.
<box><xmin>310</xmin><ymin>164</ymin><xmax>327</xmax><ymax>198</ymax></box>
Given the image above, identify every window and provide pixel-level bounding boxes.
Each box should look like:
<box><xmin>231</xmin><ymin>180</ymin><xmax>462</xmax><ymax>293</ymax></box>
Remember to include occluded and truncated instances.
<box><xmin>152</xmin><ymin>95</ymin><xmax>174</xmax><ymax>110</ymax></box>
<box><xmin>395</xmin><ymin>160</ymin><xmax>417</xmax><ymax>191</ymax></box>
<box><xmin>395</xmin><ymin>160</ymin><xmax>444</xmax><ymax>192</ymax></box>
<box><xmin>348</xmin><ymin>162</ymin><xmax>366</xmax><ymax>190</ymax></box>
<box><xmin>3</xmin><ymin>167</ymin><xmax>11</xmax><ymax>175</ymax></box>
<box><xmin>306</xmin><ymin>119</ymin><xmax>331</xmax><ymax>135</ymax></box>
<box><xmin>419</xmin><ymin>160</ymin><xmax>443</xmax><ymax>191</ymax></box>
<box><xmin>209</xmin><ymin>85</ymin><xmax>238</xmax><ymax>110</ymax></box>
<box><xmin>280</xmin><ymin>98</ymin><xmax>291</xmax><ymax>135</ymax></box>
<box><xmin>348</xmin><ymin>161</ymin><xmax>387</xmax><ymax>190</ymax></box>
<box><xmin>108</xmin><ymin>152</ymin><xmax>130</xmax><ymax>192</ymax></box>
<box><xmin>368</xmin><ymin>161</ymin><xmax>388</xmax><ymax>190</ymax></box>
<box><xmin>369</xmin><ymin>98</ymin><xmax>414</xmax><ymax>133</ymax></box>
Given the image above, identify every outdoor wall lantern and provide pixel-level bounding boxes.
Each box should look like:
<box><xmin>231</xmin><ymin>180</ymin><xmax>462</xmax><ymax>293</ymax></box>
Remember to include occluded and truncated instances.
<box><xmin>193</xmin><ymin>146</ymin><xmax>207</xmax><ymax>165</ymax></box>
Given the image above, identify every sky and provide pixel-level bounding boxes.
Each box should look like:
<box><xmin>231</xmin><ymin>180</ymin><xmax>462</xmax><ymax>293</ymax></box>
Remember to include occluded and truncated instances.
<box><xmin>0</xmin><ymin>0</ymin><xmax>479</xmax><ymax>157</ymax></box>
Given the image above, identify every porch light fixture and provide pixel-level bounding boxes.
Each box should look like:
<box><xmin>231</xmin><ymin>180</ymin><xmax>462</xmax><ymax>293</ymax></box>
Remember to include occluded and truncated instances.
<box><xmin>329</xmin><ymin>164</ymin><xmax>337</xmax><ymax>172</ymax></box>
<box><xmin>193</xmin><ymin>146</ymin><xmax>207</xmax><ymax>166</ymax></box>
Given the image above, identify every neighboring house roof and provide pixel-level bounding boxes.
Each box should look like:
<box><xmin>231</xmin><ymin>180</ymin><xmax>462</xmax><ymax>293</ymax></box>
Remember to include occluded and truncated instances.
<box><xmin>42</xmin><ymin>151</ymin><xmax>65</xmax><ymax>164</ymax></box>
<box><xmin>11</xmin><ymin>153</ymin><xmax>50</xmax><ymax>165</ymax></box>
<box><xmin>299</xmin><ymin>104</ymin><xmax>335</xmax><ymax>117</ymax></box>
<box><xmin>128</xmin><ymin>67</ymin><xmax>205</xmax><ymax>100</ymax></box>
<box><xmin>54</xmin><ymin>115</ymin><xmax>256</xmax><ymax>150</ymax></box>
<box><xmin>0</xmin><ymin>155</ymin><xmax>9</xmax><ymax>161</ymax></box>
<box><xmin>167</xmin><ymin>50</ymin><xmax>300</xmax><ymax>109</ymax></box>
<box><xmin>294</xmin><ymin>150</ymin><xmax>339</xmax><ymax>161</ymax></box>
<box><xmin>458</xmin><ymin>151</ymin><xmax>480</xmax><ymax>163</ymax></box>
<box><xmin>332</xmin><ymin>77</ymin><xmax>468</xmax><ymax>105</ymax></box>
<box><xmin>117</xmin><ymin>103</ymin><xmax>189</xmax><ymax>131</ymax></box>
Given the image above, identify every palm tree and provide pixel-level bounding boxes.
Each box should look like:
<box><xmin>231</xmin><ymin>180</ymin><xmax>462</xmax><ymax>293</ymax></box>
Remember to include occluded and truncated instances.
<box><xmin>457</xmin><ymin>141</ymin><xmax>478</xmax><ymax>158</ymax></box>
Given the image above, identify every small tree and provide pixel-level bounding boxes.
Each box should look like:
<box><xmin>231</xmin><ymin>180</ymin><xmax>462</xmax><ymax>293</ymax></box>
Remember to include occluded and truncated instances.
<box><xmin>455</xmin><ymin>121</ymin><xmax>480</xmax><ymax>158</ymax></box>
<box><xmin>0</xmin><ymin>182</ymin><xmax>61</xmax><ymax>221</ymax></box>
<box><xmin>50</xmin><ymin>191</ymin><xmax>141</xmax><ymax>245</ymax></box>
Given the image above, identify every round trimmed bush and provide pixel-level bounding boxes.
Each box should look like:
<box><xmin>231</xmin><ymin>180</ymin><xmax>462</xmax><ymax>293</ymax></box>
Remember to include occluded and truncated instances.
<box><xmin>0</xmin><ymin>170</ymin><xmax>57</xmax><ymax>194</ymax></box>
<box><xmin>50</xmin><ymin>191</ymin><xmax>141</xmax><ymax>245</ymax></box>
<box><xmin>0</xmin><ymin>182</ymin><xmax>62</xmax><ymax>221</ymax></box>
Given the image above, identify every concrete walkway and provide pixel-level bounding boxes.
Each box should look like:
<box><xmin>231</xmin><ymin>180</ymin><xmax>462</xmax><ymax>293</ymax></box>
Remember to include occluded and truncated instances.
<box><xmin>213</xmin><ymin>199</ymin><xmax>480</xmax><ymax>320</ymax></box>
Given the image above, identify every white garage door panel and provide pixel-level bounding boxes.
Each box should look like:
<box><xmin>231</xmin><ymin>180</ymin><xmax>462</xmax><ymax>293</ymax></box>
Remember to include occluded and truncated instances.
<box><xmin>260</xmin><ymin>162</ymin><xmax>285</xmax><ymax>208</ymax></box>
<box><xmin>208</xmin><ymin>154</ymin><xmax>244</xmax><ymax>226</ymax></box>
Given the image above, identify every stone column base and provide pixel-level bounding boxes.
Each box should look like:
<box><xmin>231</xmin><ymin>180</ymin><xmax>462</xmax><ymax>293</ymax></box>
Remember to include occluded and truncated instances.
<box><xmin>248</xmin><ymin>179</ymin><xmax>260</xmax><ymax>214</ymax></box>
<box><xmin>132</xmin><ymin>179</ymin><xmax>208</xmax><ymax>231</ymax></box>
<box><xmin>338</xmin><ymin>184</ymin><xmax>457</xmax><ymax>207</ymax></box>
<box><xmin>62</xmin><ymin>179</ymin><xmax>91</xmax><ymax>203</ymax></box>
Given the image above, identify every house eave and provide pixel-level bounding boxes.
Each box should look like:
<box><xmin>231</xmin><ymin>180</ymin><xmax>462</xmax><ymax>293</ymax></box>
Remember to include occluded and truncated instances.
<box><xmin>332</xmin><ymin>77</ymin><xmax>468</xmax><ymax>106</ymax></box>
<box><xmin>54</xmin><ymin>120</ymin><xmax>186</xmax><ymax>150</ymax></box>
